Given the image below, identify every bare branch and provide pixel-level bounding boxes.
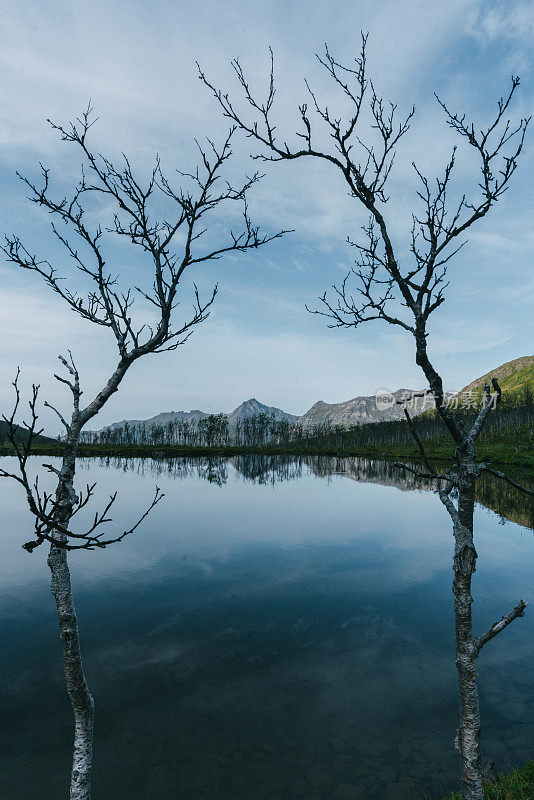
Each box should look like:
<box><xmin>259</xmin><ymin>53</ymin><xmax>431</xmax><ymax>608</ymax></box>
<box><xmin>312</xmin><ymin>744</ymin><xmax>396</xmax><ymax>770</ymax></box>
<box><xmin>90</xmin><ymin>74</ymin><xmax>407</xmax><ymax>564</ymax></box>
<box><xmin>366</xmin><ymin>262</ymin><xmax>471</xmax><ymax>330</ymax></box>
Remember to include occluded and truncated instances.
<box><xmin>480</xmin><ymin>464</ymin><xmax>534</xmax><ymax>497</ymax></box>
<box><xmin>469</xmin><ymin>379</ymin><xmax>501</xmax><ymax>442</ymax></box>
<box><xmin>3</xmin><ymin>106</ymin><xmax>284</xmax><ymax>555</ymax></box>
<box><xmin>392</xmin><ymin>462</ymin><xmax>454</xmax><ymax>483</ymax></box>
<box><xmin>474</xmin><ymin>600</ymin><xmax>527</xmax><ymax>654</ymax></box>
<box><xmin>402</xmin><ymin>407</ymin><xmax>436</xmax><ymax>474</ymax></box>
<box><xmin>22</xmin><ymin>485</ymin><xmax>165</xmax><ymax>552</ymax></box>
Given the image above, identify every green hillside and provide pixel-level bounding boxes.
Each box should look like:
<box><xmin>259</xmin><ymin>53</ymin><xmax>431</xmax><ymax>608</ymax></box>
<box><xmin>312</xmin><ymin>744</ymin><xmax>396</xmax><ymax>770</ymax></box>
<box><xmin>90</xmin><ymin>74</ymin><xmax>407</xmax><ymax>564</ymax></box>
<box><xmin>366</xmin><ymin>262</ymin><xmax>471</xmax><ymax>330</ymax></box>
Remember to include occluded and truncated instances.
<box><xmin>0</xmin><ymin>420</ymin><xmax>57</xmax><ymax>449</ymax></box>
<box><xmin>458</xmin><ymin>354</ymin><xmax>534</xmax><ymax>403</ymax></box>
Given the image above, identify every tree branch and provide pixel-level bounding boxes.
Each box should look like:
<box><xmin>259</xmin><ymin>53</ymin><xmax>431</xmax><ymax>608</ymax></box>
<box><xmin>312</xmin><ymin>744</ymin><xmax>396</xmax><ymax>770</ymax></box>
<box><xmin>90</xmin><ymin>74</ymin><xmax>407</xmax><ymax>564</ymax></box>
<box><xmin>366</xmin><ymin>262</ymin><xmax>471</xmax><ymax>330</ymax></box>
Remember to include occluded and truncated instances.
<box><xmin>480</xmin><ymin>464</ymin><xmax>534</xmax><ymax>497</ymax></box>
<box><xmin>473</xmin><ymin>600</ymin><xmax>527</xmax><ymax>654</ymax></box>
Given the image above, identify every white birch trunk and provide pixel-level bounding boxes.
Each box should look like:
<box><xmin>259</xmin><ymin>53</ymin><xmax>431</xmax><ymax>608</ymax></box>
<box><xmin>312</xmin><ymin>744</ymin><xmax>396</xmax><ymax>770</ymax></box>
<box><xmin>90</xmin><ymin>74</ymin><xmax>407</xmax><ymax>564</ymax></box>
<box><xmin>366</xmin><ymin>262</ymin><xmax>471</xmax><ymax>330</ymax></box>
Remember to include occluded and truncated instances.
<box><xmin>48</xmin><ymin>542</ymin><xmax>95</xmax><ymax>800</ymax></box>
<box><xmin>453</xmin><ymin>470</ymin><xmax>483</xmax><ymax>800</ymax></box>
<box><xmin>49</xmin><ymin>427</ymin><xmax>95</xmax><ymax>799</ymax></box>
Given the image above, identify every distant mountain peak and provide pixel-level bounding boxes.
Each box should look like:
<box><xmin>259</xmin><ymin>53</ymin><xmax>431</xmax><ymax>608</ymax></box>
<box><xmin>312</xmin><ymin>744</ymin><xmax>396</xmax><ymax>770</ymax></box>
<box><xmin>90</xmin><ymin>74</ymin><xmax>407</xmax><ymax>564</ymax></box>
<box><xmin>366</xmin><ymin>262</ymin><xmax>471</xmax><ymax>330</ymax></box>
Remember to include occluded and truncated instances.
<box><xmin>228</xmin><ymin>399</ymin><xmax>298</xmax><ymax>425</ymax></box>
<box><xmin>233</xmin><ymin>398</ymin><xmax>262</xmax><ymax>410</ymax></box>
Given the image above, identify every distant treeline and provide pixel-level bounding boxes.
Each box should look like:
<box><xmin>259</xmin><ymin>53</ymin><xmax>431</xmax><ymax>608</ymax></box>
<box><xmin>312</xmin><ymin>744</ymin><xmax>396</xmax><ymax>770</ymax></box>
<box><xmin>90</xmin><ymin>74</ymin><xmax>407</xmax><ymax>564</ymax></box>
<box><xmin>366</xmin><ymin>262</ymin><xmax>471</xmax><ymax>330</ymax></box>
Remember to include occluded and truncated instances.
<box><xmin>82</xmin><ymin>412</ymin><xmax>296</xmax><ymax>448</ymax></box>
<box><xmin>80</xmin><ymin>386</ymin><xmax>534</xmax><ymax>452</ymax></box>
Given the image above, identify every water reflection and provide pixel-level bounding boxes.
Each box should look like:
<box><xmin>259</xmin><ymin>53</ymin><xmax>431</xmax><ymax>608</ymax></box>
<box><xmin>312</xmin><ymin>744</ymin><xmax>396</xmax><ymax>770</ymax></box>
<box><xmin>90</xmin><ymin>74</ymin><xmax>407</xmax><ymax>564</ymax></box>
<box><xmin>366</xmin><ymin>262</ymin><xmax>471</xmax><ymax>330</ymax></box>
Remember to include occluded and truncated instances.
<box><xmin>0</xmin><ymin>455</ymin><xmax>532</xmax><ymax>800</ymax></box>
<box><xmin>81</xmin><ymin>453</ymin><xmax>534</xmax><ymax>528</ymax></box>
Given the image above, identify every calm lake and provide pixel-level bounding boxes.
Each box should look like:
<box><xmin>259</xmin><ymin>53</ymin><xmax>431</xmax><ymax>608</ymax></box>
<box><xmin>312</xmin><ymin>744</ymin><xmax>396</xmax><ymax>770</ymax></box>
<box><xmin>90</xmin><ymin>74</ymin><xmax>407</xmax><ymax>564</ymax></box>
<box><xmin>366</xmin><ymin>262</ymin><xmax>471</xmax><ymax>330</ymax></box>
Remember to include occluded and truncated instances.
<box><xmin>0</xmin><ymin>455</ymin><xmax>532</xmax><ymax>800</ymax></box>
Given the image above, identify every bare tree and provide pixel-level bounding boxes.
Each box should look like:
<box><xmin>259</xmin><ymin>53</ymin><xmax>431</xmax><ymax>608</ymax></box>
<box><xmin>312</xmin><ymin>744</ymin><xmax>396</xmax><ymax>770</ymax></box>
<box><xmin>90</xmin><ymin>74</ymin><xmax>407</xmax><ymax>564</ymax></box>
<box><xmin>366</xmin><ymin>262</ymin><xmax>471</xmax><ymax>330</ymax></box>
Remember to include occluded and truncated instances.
<box><xmin>200</xmin><ymin>36</ymin><xmax>532</xmax><ymax>800</ymax></box>
<box><xmin>1</xmin><ymin>106</ymin><xmax>284</xmax><ymax>800</ymax></box>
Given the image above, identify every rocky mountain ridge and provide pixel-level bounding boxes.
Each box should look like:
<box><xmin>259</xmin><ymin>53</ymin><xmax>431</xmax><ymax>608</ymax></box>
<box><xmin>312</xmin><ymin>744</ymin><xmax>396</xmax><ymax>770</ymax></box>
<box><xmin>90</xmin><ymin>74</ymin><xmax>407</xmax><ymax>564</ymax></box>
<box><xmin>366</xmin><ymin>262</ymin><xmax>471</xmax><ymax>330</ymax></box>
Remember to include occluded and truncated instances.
<box><xmin>87</xmin><ymin>355</ymin><xmax>532</xmax><ymax>437</ymax></box>
<box><xmin>297</xmin><ymin>388</ymin><xmax>429</xmax><ymax>429</ymax></box>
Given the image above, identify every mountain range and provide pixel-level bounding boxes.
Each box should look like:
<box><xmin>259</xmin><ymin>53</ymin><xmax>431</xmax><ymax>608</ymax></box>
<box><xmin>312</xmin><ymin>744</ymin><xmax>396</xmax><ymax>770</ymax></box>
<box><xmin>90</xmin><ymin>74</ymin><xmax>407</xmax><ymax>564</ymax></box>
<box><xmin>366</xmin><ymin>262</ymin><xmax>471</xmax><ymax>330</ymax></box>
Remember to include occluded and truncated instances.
<box><xmin>296</xmin><ymin>388</ymin><xmax>437</xmax><ymax>428</ymax></box>
<box><xmin>86</xmin><ymin>354</ymin><xmax>534</xmax><ymax>436</ymax></box>
<box><xmin>88</xmin><ymin>399</ymin><xmax>299</xmax><ymax>438</ymax></box>
<box><xmin>86</xmin><ymin>390</ymin><xmax>435</xmax><ymax>437</ymax></box>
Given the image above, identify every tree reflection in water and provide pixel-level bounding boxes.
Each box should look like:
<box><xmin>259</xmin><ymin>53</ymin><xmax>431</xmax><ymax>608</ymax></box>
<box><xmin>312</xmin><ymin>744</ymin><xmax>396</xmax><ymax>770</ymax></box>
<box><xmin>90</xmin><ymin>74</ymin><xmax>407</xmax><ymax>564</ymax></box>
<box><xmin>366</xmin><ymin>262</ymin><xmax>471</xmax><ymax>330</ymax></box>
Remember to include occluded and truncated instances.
<box><xmin>79</xmin><ymin>454</ymin><xmax>533</xmax><ymax>529</ymax></box>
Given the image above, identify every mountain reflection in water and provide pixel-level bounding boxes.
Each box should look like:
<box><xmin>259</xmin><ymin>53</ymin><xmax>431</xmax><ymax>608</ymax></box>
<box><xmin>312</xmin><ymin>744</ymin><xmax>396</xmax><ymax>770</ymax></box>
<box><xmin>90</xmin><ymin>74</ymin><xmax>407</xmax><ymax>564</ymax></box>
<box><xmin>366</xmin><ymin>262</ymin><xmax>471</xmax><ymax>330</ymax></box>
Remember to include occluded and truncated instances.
<box><xmin>86</xmin><ymin>453</ymin><xmax>534</xmax><ymax>529</ymax></box>
<box><xmin>0</xmin><ymin>454</ymin><xmax>531</xmax><ymax>800</ymax></box>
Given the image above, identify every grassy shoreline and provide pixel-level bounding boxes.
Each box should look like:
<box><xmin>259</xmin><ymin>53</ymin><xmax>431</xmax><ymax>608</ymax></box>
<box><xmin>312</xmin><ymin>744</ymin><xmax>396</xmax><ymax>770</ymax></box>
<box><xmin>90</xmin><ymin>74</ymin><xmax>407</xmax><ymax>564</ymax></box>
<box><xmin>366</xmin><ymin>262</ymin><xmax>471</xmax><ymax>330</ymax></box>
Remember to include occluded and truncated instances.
<box><xmin>1</xmin><ymin>437</ymin><xmax>532</xmax><ymax>470</ymax></box>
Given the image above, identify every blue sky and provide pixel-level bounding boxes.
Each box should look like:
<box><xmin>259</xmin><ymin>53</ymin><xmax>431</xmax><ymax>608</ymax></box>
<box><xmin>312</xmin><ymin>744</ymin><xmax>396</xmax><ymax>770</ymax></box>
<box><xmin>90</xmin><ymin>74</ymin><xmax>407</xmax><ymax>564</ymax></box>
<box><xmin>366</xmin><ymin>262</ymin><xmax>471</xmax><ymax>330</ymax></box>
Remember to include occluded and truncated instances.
<box><xmin>0</xmin><ymin>0</ymin><xmax>533</xmax><ymax>431</ymax></box>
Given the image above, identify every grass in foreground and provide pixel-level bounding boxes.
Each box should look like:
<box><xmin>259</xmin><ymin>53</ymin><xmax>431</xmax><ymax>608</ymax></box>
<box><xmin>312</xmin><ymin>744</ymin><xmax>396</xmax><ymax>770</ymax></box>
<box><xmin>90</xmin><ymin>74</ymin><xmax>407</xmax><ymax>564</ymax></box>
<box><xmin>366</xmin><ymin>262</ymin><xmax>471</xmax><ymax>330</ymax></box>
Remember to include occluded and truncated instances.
<box><xmin>434</xmin><ymin>761</ymin><xmax>534</xmax><ymax>799</ymax></box>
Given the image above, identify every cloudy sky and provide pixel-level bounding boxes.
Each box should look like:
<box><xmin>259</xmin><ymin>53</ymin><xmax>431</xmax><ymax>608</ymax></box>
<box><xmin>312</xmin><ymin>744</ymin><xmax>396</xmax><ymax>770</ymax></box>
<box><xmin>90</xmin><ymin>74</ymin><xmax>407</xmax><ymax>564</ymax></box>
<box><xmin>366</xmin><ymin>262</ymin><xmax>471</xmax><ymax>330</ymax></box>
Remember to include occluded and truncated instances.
<box><xmin>0</xmin><ymin>0</ymin><xmax>532</xmax><ymax>431</ymax></box>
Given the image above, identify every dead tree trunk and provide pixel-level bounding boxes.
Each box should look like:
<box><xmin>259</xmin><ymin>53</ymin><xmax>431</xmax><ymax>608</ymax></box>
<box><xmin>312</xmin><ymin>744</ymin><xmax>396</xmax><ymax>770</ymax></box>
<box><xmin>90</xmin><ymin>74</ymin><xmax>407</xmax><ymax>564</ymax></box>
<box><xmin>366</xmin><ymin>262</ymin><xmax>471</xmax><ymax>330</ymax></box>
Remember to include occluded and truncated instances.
<box><xmin>48</xmin><ymin>542</ymin><xmax>94</xmax><ymax>800</ymax></box>
<box><xmin>453</xmin><ymin>471</ymin><xmax>482</xmax><ymax>799</ymax></box>
<box><xmin>47</xmin><ymin>426</ymin><xmax>95</xmax><ymax>800</ymax></box>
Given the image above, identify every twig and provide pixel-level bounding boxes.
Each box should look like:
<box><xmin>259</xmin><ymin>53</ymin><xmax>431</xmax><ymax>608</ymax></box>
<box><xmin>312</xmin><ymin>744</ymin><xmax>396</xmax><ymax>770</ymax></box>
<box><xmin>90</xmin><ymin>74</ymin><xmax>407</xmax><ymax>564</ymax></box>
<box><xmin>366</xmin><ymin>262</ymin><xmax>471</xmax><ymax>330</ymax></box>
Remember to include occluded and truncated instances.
<box><xmin>481</xmin><ymin>464</ymin><xmax>534</xmax><ymax>497</ymax></box>
<box><xmin>474</xmin><ymin>600</ymin><xmax>527</xmax><ymax>654</ymax></box>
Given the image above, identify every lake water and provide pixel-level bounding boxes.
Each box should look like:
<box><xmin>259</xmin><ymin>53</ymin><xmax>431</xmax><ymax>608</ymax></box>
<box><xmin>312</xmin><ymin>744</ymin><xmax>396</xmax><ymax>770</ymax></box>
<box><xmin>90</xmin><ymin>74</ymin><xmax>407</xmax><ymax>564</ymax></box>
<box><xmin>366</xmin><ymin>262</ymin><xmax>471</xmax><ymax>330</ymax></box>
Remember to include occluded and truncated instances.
<box><xmin>0</xmin><ymin>455</ymin><xmax>532</xmax><ymax>800</ymax></box>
